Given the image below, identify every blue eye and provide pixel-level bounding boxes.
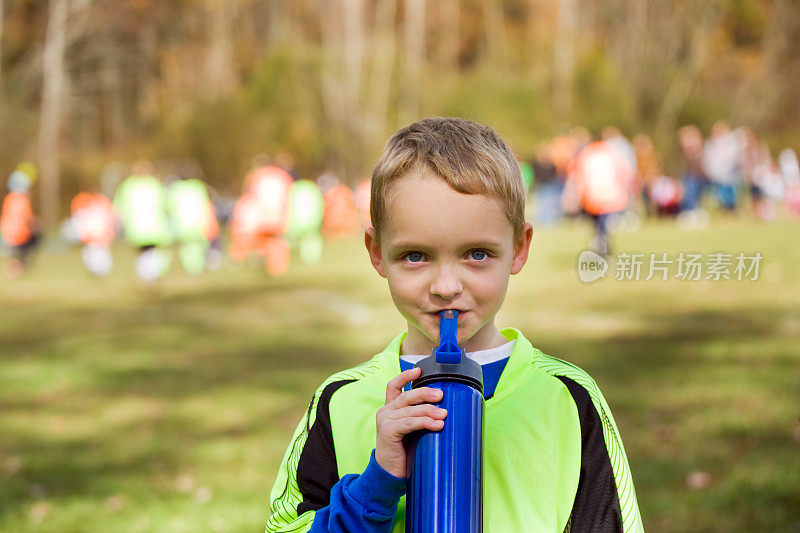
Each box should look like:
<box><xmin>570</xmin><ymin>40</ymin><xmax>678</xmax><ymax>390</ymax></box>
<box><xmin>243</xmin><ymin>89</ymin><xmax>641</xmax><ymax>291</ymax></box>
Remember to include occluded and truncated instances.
<box><xmin>405</xmin><ymin>252</ymin><xmax>425</xmax><ymax>263</ymax></box>
<box><xmin>469</xmin><ymin>250</ymin><xmax>488</xmax><ymax>261</ymax></box>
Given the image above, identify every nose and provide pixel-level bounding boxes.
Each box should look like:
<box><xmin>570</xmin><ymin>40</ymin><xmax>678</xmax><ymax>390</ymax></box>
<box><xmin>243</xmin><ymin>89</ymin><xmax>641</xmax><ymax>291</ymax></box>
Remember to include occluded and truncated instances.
<box><xmin>429</xmin><ymin>264</ymin><xmax>463</xmax><ymax>300</ymax></box>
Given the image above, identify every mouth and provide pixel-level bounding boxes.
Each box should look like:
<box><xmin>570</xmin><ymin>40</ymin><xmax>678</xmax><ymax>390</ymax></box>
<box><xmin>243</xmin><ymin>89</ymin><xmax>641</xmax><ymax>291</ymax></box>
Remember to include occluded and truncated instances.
<box><xmin>428</xmin><ymin>309</ymin><xmax>467</xmax><ymax>321</ymax></box>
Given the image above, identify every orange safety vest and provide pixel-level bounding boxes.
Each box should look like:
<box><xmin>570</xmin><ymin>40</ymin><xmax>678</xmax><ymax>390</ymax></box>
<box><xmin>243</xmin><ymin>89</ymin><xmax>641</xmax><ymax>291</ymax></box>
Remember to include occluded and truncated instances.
<box><xmin>323</xmin><ymin>184</ymin><xmax>359</xmax><ymax>237</ymax></box>
<box><xmin>71</xmin><ymin>192</ymin><xmax>116</xmax><ymax>247</ymax></box>
<box><xmin>231</xmin><ymin>193</ymin><xmax>263</xmax><ymax>241</ymax></box>
<box><xmin>569</xmin><ymin>141</ymin><xmax>632</xmax><ymax>216</ymax></box>
<box><xmin>243</xmin><ymin>166</ymin><xmax>293</xmax><ymax>236</ymax></box>
<box><xmin>1</xmin><ymin>192</ymin><xmax>33</xmax><ymax>247</ymax></box>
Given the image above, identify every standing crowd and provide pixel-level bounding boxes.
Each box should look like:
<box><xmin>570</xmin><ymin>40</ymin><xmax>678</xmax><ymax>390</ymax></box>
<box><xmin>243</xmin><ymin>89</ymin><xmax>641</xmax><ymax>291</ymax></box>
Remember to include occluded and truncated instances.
<box><xmin>0</xmin><ymin>157</ymin><xmax>370</xmax><ymax>281</ymax></box>
<box><xmin>2</xmin><ymin>121</ymin><xmax>799</xmax><ymax>278</ymax></box>
<box><xmin>527</xmin><ymin>122</ymin><xmax>800</xmax><ymax>254</ymax></box>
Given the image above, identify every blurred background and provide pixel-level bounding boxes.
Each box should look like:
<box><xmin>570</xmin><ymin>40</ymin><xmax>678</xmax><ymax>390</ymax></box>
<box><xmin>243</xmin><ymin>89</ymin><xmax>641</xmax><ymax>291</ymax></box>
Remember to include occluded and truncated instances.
<box><xmin>1</xmin><ymin>0</ymin><xmax>799</xmax><ymax>531</ymax></box>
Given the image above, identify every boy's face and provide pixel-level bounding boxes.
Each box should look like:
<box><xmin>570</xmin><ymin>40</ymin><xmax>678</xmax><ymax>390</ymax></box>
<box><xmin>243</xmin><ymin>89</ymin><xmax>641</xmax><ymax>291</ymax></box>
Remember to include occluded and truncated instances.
<box><xmin>365</xmin><ymin>173</ymin><xmax>533</xmax><ymax>355</ymax></box>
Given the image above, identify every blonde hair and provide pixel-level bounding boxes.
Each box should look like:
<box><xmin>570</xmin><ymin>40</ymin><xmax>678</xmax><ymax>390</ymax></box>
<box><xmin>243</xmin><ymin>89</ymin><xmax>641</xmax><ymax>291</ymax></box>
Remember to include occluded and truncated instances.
<box><xmin>370</xmin><ymin>117</ymin><xmax>525</xmax><ymax>240</ymax></box>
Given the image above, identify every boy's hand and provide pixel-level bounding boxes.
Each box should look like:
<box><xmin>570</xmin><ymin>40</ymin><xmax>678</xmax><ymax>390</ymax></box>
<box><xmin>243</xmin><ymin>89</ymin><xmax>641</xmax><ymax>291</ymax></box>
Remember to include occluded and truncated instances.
<box><xmin>375</xmin><ymin>367</ymin><xmax>447</xmax><ymax>479</ymax></box>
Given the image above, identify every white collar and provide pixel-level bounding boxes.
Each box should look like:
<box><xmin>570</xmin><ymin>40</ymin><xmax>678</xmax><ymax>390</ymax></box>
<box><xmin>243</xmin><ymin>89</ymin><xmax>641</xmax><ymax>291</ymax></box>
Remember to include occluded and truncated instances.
<box><xmin>400</xmin><ymin>340</ymin><xmax>516</xmax><ymax>365</ymax></box>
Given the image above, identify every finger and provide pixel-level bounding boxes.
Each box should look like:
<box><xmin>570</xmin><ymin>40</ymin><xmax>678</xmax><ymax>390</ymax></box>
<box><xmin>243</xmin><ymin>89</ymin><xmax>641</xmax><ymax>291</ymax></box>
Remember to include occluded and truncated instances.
<box><xmin>390</xmin><ymin>386</ymin><xmax>443</xmax><ymax>409</ymax></box>
<box><xmin>384</xmin><ymin>404</ymin><xmax>447</xmax><ymax>422</ymax></box>
<box><xmin>385</xmin><ymin>416</ymin><xmax>445</xmax><ymax>437</ymax></box>
<box><xmin>385</xmin><ymin>367</ymin><xmax>421</xmax><ymax>404</ymax></box>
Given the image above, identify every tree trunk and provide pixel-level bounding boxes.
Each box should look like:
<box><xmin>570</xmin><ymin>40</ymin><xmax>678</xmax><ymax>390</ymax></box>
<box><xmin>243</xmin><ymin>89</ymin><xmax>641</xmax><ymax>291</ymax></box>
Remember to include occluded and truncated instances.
<box><xmin>400</xmin><ymin>0</ymin><xmax>425</xmax><ymax>126</ymax></box>
<box><xmin>437</xmin><ymin>0</ymin><xmax>459</xmax><ymax>70</ymax></box>
<box><xmin>204</xmin><ymin>0</ymin><xmax>238</xmax><ymax>98</ymax></box>
<box><xmin>483</xmin><ymin>0</ymin><xmax>507</xmax><ymax>66</ymax></box>
<box><xmin>320</xmin><ymin>0</ymin><xmax>346</xmax><ymax>176</ymax></box>
<box><xmin>38</xmin><ymin>0</ymin><xmax>69</xmax><ymax>229</ymax></box>
<box><xmin>0</xmin><ymin>0</ymin><xmax>4</xmax><ymax>87</ymax></box>
<box><xmin>625</xmin><ymin>0</ymin><xmax>648</xmax><ymax>116</ymax></box>
<box><xmin>342</xmin><ymin>0</ymin><xmax>365</xmax><ymax>172</ymax></box>
<box><xmin>553</xmin><ymin>0</ymin><xmax>576</xmax><ymax>120</ymax></box>
<box><xmin>365</xmin><ymin>0</ymin><xmax>397</xmax><ymax>144</ymax></box>
<box><xmin>653</xmin><ymin>26</ymin><xmax>710</xmax><ymax>148</ymax></box>
<box><xmin>102</xmin><ymin>43</ymin><xmax>125</xmax><ymax>149</ymax></box>
<box><xmin>267</xmin><ymin>0</ymin><xmax>291</xmax><ymax>48</ymax></box>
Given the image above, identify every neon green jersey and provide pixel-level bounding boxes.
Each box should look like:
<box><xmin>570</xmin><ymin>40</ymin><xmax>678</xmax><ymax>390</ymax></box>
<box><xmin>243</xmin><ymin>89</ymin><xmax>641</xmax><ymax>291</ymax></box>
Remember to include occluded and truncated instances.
<box><xmin>167</xmin><ymin>179</ymin><xmax>211</xmax><ymax>242</ymax></box>
<box><xmin>266</xmin><ymin>329</ymin><xmax>643</xmax><ymax>532</ymax></box>
<box><xmin>113</xmin><ymin>175</ymin><xmax>172</xmax><ymax>247</ymax></box>
<box><xmin>286</xmin><ymin>180</ymin><xmax>324</xmax><ymax>239</ymax></box>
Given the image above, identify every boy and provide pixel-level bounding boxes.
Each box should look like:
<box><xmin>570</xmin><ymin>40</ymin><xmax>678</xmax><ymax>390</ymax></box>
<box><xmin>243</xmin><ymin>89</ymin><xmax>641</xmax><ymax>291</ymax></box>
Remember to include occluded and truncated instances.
<box><xmin>266</xmin><ymin>118</ymin><xmax>643</xmax><ymax>532</ymax></box>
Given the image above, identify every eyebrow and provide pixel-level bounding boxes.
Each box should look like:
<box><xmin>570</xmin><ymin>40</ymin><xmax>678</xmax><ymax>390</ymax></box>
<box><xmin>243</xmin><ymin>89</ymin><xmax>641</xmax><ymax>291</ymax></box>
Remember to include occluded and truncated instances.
<box><xmin>388</xmin><ymin>239</ymin><xmax>505</xmax><ymax>250</ymax></box>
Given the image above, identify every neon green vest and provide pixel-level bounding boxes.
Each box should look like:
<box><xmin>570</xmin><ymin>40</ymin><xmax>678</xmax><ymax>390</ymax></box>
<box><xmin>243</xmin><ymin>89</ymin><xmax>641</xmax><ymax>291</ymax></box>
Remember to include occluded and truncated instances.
<box><xmin>286</xmin><ymin>180</ymin><xmax>324</xmax><ymax>238</ymax></box>
<box><xmin>168</xmin><ymin>179</ymin><xmax>211</xmax><ymax>241</ymax></box>
<box><xmin>113</xmin><ymin>175</ymin><xmax>172</xmax><ymax>246</ymax></box>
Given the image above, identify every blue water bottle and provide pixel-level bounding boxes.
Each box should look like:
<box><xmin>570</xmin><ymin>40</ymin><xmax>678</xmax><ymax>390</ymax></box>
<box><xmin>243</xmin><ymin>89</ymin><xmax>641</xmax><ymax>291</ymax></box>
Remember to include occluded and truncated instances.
<box><xmin>405</xmin><ymin>310</ymin><xmax>484</xmax><ymax>532</ymax></box>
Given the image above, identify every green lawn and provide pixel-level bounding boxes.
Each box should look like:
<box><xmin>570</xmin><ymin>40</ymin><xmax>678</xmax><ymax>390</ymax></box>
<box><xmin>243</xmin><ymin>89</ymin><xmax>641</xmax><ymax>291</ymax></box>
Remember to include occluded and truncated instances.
<box><xmin>1</xmin><ymin>216</ymin><xmax>799</xmax><ymax>532</ymax></box>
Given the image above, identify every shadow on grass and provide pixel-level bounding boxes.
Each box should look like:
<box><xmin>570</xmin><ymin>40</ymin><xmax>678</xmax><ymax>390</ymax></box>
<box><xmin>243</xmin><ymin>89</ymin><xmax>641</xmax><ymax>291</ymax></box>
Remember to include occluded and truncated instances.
<box><xmin>1</xmin><ymin>289</ymin><xmax>798</xmax><ymax>531</ymax></box>
<box><xmin>533</xmin><ymin>307</ymin><xmax>800</xmax><ymax>530</ymax></box>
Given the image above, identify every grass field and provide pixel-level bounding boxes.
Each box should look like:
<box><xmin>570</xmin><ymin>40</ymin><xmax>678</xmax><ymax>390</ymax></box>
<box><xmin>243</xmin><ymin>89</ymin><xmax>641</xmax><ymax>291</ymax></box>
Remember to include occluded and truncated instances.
<box><xmin>1</xmin><ymin>216</ymin><xmax>799</xmax><ymax>532</ymax></box>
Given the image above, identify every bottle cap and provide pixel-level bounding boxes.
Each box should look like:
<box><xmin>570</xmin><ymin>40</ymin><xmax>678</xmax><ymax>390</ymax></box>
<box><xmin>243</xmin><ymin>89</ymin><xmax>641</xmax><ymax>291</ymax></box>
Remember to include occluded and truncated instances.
<box><xmin>411</xmin><ymin>310</ymin><xmax>483</xmax><ymax>394</ymax></box>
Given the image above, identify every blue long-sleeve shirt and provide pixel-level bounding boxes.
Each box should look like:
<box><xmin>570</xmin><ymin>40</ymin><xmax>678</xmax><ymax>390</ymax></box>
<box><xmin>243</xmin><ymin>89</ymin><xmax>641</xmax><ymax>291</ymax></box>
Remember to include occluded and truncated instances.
<box><xmin>309</xmin><ymin>449</ymin><xmax>406</xmax><ymax>532</ymax></box>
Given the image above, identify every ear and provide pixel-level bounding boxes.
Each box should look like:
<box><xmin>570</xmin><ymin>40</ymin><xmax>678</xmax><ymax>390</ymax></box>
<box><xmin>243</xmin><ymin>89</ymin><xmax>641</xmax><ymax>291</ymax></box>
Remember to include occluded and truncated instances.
<box><xmin>364</xmin><ymin>226</ymin><xmax>387</xmax><ymax>278</ymax></box>
<box><xmin>510</xmin><ymin>222</ymin><xmax>533</xmax><ymax>275</ymax></box>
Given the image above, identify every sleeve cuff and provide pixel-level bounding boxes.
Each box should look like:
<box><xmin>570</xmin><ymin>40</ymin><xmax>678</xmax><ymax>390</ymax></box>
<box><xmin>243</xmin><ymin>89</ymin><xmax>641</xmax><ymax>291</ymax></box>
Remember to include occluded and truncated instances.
<box><xmin>345</xmin><ymin>449</ymin><xmax>407</xmax><ymax>515</ymax></box>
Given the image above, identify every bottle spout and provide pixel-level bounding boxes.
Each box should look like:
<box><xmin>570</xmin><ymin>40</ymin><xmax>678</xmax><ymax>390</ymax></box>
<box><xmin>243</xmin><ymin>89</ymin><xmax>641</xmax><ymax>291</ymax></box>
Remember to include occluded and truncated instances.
<box><xmin>435</xmin><ymin>310</ymin><xmax>463</xmax><ymax>364</ymax></box>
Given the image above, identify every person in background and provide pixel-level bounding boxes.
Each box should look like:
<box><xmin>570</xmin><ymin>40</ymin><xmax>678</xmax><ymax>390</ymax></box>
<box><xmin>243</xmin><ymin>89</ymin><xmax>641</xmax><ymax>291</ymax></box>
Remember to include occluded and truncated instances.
<box><xmin>1</xmin><ymin>163</ymin><xmax>40</xmax><ymax>278</ymax></box>
<box><xmin>531</xmin><ymin>143</ymin><xmax>561</xmax><ymax>226</ymax></box>
<box><xmin>167</xmin><ymin>169</ymin><xmax>214</xmax><ymax>275</ymax></box>
<box><xmin>70</xmin><ymin>189</ymin><xmax>116</xmax><ymax>277</ymax></box>
<box><xmin>566</xmin><ymin>140</ymin><xmax>633</xmax><ymax>256</ymax></box>
<box><xmin>750</xmin><ymin>158</ymin><xmax>785</xmax><ymax>222</ymax></box>
<box><xmin>286</xmin><ymin>178</ymin><xmax>325</xmax><ymax>265</ymax></box>
<box><xmin>229</xmin><ymin>164</ymin><xmax>294</xmax><ymax>275</ymax></box>
<box><xmin>677</xmin><ymin>125</ymin><xmax>707</xmax><ymax>212</ymax></box>
<box><xmin>602</xmin><ymin>126</ymin><xmax>637</xmax><ymax>179</ymax></box>
<box><xmin>702</xmin><ymin>121</ymin><xmax>741</xmax><ymax>213</ymax></box>
<box><xmin>321</xmin><ymin>178</ymin><xmax>360</xmax><ymax>240</ymax></box>
<box><xmin>113</xmin><ymin>161</ymin><xmax>173</xmax><ymax>283</ymax></box>
<box><xmin>519</xmin><ymin>158</ymin><xmax>535</xmax><ymax>195</ymax></box>
<box><xmin>778</xmin><ymin>147</ymin><xmax>800</xmax><ymax>216</ymax></box>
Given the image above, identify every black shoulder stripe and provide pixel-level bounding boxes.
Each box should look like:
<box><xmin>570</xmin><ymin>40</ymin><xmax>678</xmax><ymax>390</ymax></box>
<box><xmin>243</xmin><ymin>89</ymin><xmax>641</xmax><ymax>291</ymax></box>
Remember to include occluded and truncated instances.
<box><xmin>296</xmin><ymin>379</ymin><xmax>356</xmax><ymax>515</ymax></box>
<box><xmin>556</xmin><ymin>375</ymin><xmax>623</xmax><ymax>533</ymax></box>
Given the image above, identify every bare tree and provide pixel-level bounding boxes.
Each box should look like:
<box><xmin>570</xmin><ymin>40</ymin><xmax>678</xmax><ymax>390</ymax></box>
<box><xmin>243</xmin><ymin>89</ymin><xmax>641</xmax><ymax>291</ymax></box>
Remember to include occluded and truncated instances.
<box><xmin>622</xmin><ymin>0</ymin><xmax>649</xmax><ymax>116</ymax></box>
<box><xmin>320</xmin><ymin>0</ymin><xmax>346</xmax><ymax>175</ymax></box>
<box><xmin>0</xmin><ymin>0</ymin><xmax>4</xmax><ymax>87</ymax></box>
<box><xmin>342</xmin><ymin>0</ymin><xmax>365</xmax><ymax>140</ymax></box>
<box><xmin>266</xmin><ymin>0</ymin><xmax>293</xmax><ymax>49</ymax></box>
<box><xmin>365</xmin><ymin>0</ymin><xmax>398</xmax><ymax>144</ymax></box>
<box><xmin>437</xmin><ymin>0</ymin><xmax>460</xmax><ymax>70</ymax></box>
<box><xmin>736</xmin><ymin>0</ymin><xmax>799</xmax><ymax>129</ymax></box>
<box><xmin>400</xmin><ymin>0</ymin><xmax>425</xmax><ymax>126</ymax></box>
<box><xmin>553</xmin><ymin>0</ymin><xmax>577</xmax><ymax>119</ymax></box>
<box><xmin>483</xmin><ymin>0</ymin><xmax>507</xmax><ymax>66</ymax></box>
<box><xmin>101</xmin><ymin>36</ymin><xmax>125</xmax><ymax>149</ymax></box>
<box><xmin>204</xmin><ymin>0</ymin><xmax>239</xmax><ymax>98</ymax></box>
<box><xmin>653</xmin><ymin>3</ymin><xmax>720</xmax><ymax>145</ymax></box>
<box><xmin>38</xmin><ymin>0</ymin><xmax>69</xmax><ymax>229</ymax></box>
